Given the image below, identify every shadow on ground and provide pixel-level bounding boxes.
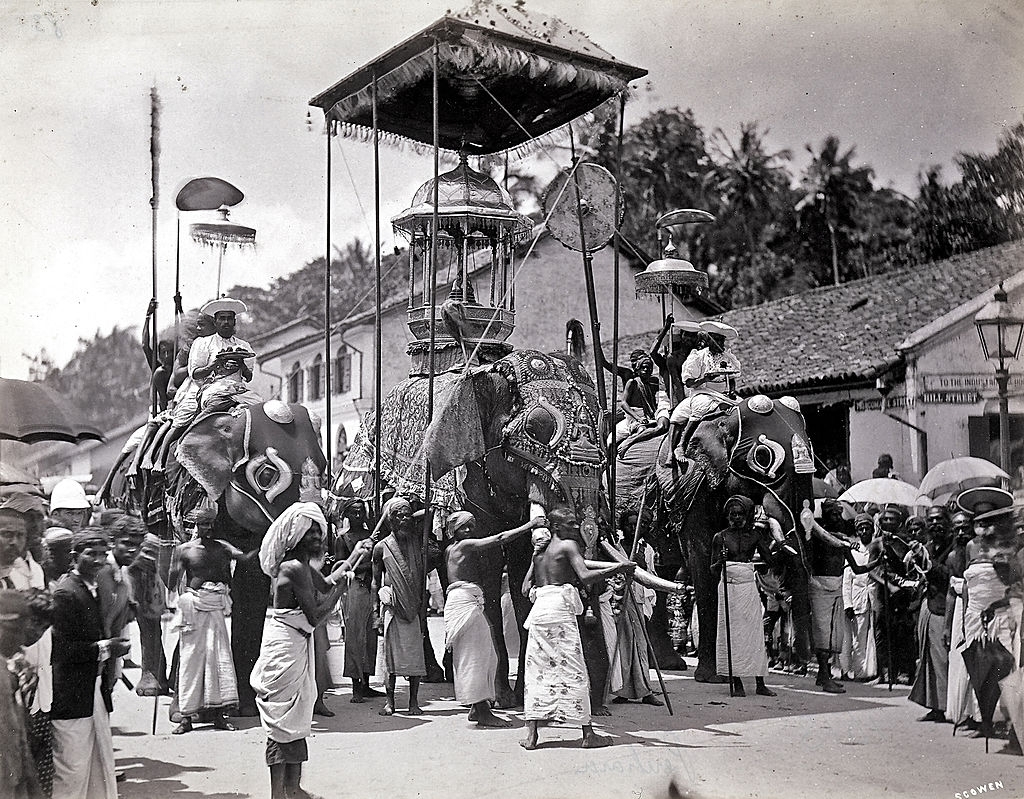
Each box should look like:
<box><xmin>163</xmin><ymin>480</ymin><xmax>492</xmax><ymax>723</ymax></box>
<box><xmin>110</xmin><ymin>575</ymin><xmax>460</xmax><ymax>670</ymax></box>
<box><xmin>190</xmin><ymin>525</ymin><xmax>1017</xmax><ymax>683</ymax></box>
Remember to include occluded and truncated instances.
<box><xmin>115</xmin><ymin>756</ymin><xmax>248</xmax><ymax>799</ymax></box>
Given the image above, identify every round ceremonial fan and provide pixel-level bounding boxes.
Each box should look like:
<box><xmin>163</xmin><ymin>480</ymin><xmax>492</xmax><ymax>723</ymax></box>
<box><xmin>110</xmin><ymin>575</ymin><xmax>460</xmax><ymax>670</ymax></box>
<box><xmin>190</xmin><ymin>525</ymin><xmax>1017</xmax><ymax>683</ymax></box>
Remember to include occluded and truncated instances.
<box><xmin>542</xmin><ymin>162</ymin><xmax>621</xmax><ymax>254</ymax></box>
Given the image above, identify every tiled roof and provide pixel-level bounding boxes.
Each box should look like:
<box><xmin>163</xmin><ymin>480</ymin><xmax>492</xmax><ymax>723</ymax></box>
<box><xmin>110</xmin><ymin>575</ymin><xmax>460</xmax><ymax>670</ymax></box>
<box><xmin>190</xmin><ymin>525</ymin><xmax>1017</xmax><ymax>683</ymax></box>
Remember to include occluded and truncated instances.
<box><xmin>614</xmin><ymin>239</ymin><xmax>1024</xmax><ymax>395</ymax></box>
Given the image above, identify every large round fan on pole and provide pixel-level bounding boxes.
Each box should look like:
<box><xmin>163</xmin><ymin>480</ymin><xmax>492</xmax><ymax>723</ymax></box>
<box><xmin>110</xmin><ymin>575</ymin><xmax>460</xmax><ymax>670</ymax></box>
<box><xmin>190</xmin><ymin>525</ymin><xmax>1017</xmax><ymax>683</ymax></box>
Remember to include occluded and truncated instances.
<box><xmin>542</xmin><ymin>162</ymin><xmax>620</xmax><ymax>253</ymax></box>
<box><xmin>0</xmin><ymin>378</ymin><xmax>104</xmax><ymax>444</ymax></box>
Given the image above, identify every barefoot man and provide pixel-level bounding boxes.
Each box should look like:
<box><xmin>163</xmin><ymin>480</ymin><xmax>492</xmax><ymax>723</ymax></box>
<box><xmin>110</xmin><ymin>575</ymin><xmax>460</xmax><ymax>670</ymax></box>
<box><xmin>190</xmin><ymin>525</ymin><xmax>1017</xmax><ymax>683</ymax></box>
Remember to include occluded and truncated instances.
<box><xmin>444</xmin><ymin>511</ymin><xmax>548</xmax><ymax>727</ymax></box>
<box><xmin>167</xmin><ymin>507</ymin><xmax>247</xmax><ymax>734</ymax></box>
<box><xmin>520</xmin><ymin>506</ymin><xmax>634</xmax><ymax>751</ymax></box>
<box><xmin>372</xmin><ymin>496</ymin><xmax>427</xmax><ymax>716</ymax></box>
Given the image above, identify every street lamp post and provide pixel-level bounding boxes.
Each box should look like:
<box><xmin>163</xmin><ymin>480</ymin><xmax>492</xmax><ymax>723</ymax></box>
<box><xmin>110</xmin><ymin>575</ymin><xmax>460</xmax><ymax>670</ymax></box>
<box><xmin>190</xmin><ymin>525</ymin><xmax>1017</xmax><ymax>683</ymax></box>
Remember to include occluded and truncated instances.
<box><xmin>974</xmin><ymin>282</ymin><xmax>1024</xmax><ymax>474</ymax></box>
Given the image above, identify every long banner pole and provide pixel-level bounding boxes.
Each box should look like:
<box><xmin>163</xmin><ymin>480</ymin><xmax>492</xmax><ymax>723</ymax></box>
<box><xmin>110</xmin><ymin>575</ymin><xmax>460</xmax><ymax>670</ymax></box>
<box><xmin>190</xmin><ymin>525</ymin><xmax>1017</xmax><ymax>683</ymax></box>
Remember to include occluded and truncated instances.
<box><xmin>373</xmin><ymin>73</ymin><xmax>383</xmax><ymax>519</ymax></box>
<box><xmin>149</xmin><ymin>86</ymin><xmax>161</xmax><ymax>419</ymax></box>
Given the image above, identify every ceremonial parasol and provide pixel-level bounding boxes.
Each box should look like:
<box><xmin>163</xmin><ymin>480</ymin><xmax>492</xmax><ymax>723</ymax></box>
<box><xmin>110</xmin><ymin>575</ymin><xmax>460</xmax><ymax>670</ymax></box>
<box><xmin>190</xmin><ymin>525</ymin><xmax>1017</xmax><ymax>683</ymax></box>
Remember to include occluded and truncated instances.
<box><xmin>189</xmin><ymin>206</ymin><xmax>256</xmax><ymax>299</ymax></box>
<box><xmin>634</xmin><ymin>209</ymin><xmax>715</xmax><ymax>300</ymax></box>
<box><xmin>838</xmin><ymin>477</ymin><xmax>921</xmax><ymax>508</ymax></box>
<box><xmin>0</xmin><ymin>378</ymin><xmax>104</xmax><ymax>445</ymax></box>
<box><xmin>919</xmin><ymin>457</ymin><xmax>1010</xmax><ymax>505</ymax></box>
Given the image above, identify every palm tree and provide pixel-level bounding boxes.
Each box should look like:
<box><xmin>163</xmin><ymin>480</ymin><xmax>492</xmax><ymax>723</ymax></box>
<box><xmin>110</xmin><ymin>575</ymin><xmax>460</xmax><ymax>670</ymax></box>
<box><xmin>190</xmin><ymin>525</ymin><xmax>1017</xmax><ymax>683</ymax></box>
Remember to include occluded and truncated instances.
<box><xmin>796</xmin><ymin>135</ymin><xmax>874</xmax><ymax>285</ymax></box>
<box><xmin>705</xmin><ymin>122</ymin><xmax>792</xmax><ymax>252</ymax></box>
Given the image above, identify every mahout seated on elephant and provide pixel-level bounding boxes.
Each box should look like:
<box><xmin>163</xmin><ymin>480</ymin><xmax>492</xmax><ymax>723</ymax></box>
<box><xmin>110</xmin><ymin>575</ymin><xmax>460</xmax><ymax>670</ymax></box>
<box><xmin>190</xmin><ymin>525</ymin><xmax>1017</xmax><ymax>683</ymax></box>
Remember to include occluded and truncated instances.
<box><xmin>615</xmin><ymin>392</ymin><xmax>819</xmax><ymax>683</ymax></box>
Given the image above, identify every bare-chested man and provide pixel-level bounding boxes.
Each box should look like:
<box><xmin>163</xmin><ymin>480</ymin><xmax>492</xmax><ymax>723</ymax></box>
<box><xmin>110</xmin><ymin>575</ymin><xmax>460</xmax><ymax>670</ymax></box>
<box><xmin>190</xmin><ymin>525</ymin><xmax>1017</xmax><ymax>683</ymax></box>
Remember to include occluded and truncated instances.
<box><xmin>803</xmin><ymin>499</ymin><xmax>879</xmax><ymax>693</ymax></box>
<box><xmin>520</xmin><ymin>506</ymin><xmax>633</xmax><ymax>751</ymax></box>
<box><xmin>167</xmin><ymin>507</ymin><xmax>248</xmax><ymax>734</ymax></box>
<box><xmin>444</xmin><ymin>511</ymin><xmax>547</xmax><ymax>727</ymax></box>
<box><xmin>711</xmin><ymin>495</ymin><xmax>777</xmax><ymax>698</ymax></box>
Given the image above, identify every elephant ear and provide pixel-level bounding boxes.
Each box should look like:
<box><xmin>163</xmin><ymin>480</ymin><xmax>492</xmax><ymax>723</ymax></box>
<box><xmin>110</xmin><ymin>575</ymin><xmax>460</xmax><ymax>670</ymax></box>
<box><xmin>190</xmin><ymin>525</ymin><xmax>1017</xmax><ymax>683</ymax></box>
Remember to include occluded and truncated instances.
<box><xmin>177</xmin><ymin>411</ymin><xmax>246</xmax><ymax>500</ymax></box>
<box><xmin>423</xmin><ymin>372</ymin><xmax>486</xmax><ymax>479</ymax></box>
<box><xmin>661</xmin><ymin>411</ymin><xmax>733</xmax><ymax>512</ymax></box>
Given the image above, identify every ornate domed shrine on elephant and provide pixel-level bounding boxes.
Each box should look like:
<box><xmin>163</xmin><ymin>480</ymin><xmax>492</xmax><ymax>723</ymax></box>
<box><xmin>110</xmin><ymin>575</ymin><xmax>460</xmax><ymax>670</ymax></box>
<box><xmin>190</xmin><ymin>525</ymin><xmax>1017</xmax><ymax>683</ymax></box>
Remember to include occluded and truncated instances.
<box><xmin>393</xmin><ymin>153</ymin><xmax>532</xmax><ymax>374</ymax></box>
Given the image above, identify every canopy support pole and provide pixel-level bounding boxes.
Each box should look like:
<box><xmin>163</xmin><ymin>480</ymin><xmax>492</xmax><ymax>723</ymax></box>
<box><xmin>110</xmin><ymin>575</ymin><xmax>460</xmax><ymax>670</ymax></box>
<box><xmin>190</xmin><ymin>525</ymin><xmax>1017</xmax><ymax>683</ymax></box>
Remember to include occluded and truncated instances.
<box><xmin>373</xmin><ymin>73</ymin><xmax>383</xmax><ymax>519</ymax></box>
<box><xmin>609</xmin><ymin>92</ymin><xmax>625</xmax><ymax>529</ymax></box>
<box><xmin>149</xmin><ymin>85</ymin><xmax>161</xmax><ymax>419</ymax></box>
<box><xmin>325</xmin><ymin>120</ymin><xmax>334</xmax><ymax>510</ymax></box>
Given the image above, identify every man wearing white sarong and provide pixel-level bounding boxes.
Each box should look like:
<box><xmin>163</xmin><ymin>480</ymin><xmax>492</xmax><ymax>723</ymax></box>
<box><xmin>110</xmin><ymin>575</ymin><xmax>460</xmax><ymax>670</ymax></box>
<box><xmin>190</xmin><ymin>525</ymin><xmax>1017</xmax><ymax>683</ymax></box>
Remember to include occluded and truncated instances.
<box><xmin>520</xmin><ymin>507</ymin><xmax>632</xmax><ymax>751</ymax></box>
<box><xmin>167</xmin><ymin>508</ymin><xmax>246</xmax><ymax>734</ymax></box>
<box><xmin>843</xmin><ymin>514</ymin><xmax>881</xmax><ymax>680</ymax></box>
<box><xmin>174</xmin><ymin>585</ymin><xmax>237</xmax><ymax>718</ymax></box>
<box><xmin>50</xmin><ymin>528</ymin><xmax>129</xmax><ymax>799</ymax></box>
<box><xmin>944</xmin><ymin>510</ymin><xmax>980</xmax><ymax>730</ymax></box>
<box><xmin>712</xmin><ymin>496</ymin><xmax>776</xmax><ymax>697</ymax></box>
<box><xmin>443</xmin><ymin>511</ymin><xmax>545</xmax><ymax>727</ymax></box>
<box><xmin>251</xmin><ymin>496</ymin><xmax>369</xmax><ymax>799</ymax></box>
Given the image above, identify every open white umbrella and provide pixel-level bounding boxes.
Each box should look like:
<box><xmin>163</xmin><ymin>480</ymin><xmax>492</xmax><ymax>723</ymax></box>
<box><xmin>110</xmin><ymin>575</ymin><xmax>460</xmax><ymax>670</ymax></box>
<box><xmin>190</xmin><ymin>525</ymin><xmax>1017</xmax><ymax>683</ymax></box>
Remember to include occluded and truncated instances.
<box><xmin>838</xmin><ymin>477</ymin><xmax>921</xmax><ymax>508</ymax></box>
<box><xmin>919</xmin><ymin>457</ymin><xmax>1009</xmax><ymax>505</ymax></box>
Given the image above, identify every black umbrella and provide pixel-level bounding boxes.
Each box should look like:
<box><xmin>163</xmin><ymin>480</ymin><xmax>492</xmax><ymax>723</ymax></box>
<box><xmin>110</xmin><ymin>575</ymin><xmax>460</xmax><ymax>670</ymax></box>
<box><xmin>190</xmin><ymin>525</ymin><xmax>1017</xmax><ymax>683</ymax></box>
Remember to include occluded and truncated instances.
<box><xmin>0</xmin><ymin>378</ymin><xmax>104</xmax><ymax>444</ymax></box>
<box><xmin>962</xmin><ymin>631</ymin><xmax>1016</xmax><ymax>747</ymax></box>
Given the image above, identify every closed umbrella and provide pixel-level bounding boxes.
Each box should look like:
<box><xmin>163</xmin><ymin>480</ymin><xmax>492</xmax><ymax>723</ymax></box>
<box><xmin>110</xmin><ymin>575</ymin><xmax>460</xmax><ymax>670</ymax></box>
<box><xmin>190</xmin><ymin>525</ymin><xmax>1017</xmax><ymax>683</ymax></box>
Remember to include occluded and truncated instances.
<box><xmin>962</xmin><ymin>631</ymin><xmax>1016</xmax><ymax>750</ymax></box>
<box><xmin>919</xmin><ymin>457</ymin><xmax>1009</xmax><ymax>505</ymax></box>
<box><xmin>838</xmin><ymin>477</ymin><xmax>921</xmax><ymax>508</ymax></box>
<box><xmin>0</xmin><ymin>378</ymin><xmax>104</xmax><ymax>444</ymax></box>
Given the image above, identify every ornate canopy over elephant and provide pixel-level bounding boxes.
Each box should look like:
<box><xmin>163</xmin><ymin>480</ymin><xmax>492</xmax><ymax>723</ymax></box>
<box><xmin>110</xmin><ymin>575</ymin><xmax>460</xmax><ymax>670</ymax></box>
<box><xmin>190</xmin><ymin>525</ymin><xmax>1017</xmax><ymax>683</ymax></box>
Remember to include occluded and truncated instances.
<box><xmin>616</xmin><ymin>392</ymin><xmax>817</xmax><ymax>681</ymax></box>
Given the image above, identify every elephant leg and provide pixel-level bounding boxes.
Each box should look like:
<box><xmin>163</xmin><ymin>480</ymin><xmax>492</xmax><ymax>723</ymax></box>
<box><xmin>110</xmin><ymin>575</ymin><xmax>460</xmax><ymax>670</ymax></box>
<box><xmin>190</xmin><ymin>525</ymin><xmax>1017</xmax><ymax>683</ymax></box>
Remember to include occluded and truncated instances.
<box><xmin>578</xmin><ymin>593</ymin><xmax>610</xmax><ymax>715</ymax></box>
<box><xmin>135</xmin><ymin>613</ymin><xmax>169</xmax><ymax>696</ymax></box>
<box><xmin>785</xmin><ymin>553</ymin><xmax>811</xmax><ymax>668</ymax></box>
<box><xmin>482</xmin><ymin>576</ymin><xmax>515</xmax><ymax>709</ymax></box>
<box><xmin>646</xmin><ymin>564</ymin><xmax>688</xmax><ymax>670</ymax></box>
<box><xmin>689</xmin><ymin>537</ymin><xmax>727</xmax><ymax>683</ymax></box>
<box><xmin>231</xmin><ymin>553</ymin><xmax>271</xmax><ymax>716</ymax></box>
<box><xmin>421</xmin><ymin>603</ymin><xmax>447</xmax><ymax>683</ymax></box>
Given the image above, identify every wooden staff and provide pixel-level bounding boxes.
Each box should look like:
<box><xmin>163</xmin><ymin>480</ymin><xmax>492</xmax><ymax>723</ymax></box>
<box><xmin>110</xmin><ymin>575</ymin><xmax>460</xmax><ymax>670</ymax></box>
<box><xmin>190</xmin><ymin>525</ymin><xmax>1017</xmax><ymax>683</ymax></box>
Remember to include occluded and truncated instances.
<box><xmin>719</xmin><ymin>546</ymin><xmax>735</xmax><ymax>697</ymax></box>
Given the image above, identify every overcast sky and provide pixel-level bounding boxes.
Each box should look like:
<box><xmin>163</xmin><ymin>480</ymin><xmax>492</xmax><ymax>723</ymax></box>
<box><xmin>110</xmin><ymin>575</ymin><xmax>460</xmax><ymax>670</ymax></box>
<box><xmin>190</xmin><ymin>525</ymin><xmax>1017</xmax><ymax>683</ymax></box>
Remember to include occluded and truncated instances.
<box><xmin>1</xmin><ymin>0</ymin><xmax>1021</xmax><ymax>380</ymax></box>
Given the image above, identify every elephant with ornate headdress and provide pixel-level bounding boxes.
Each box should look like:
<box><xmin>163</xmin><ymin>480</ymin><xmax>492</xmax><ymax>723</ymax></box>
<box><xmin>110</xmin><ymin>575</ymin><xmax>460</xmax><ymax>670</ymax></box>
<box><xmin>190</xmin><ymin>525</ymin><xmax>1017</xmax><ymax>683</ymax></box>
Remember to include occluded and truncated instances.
<box><xmin>340</xmin><ymin>348</ymin><xmax>625</xmax><ymax>706</ymax></box>
<box><xmin>615</xmin><ymin>392</ymin><xmax>818</xmax><ymax>682</ymax></box>
<box><xmin>102</xmin><ymin>399</ymin><xmax>327</xmax><ymax>715</ymax></box>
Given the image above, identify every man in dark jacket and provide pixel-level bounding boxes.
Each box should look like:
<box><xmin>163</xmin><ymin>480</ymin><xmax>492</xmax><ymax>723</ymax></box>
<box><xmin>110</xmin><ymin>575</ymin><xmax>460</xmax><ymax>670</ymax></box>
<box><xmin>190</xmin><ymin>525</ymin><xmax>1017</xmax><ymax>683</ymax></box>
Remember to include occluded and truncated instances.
<box><xmin>50</xmin><ymin>527</ymin><xmax>129</xmax><ymax>799</ymax></box>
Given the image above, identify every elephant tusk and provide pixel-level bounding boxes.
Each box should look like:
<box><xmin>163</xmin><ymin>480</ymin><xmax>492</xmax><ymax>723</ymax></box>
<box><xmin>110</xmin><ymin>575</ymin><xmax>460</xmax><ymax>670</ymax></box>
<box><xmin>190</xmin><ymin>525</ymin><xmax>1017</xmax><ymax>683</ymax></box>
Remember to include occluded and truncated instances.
<box><xmin>599</xmin><ymin>541</ymin><xmax>686</xmax><ymax>593</ymax></box>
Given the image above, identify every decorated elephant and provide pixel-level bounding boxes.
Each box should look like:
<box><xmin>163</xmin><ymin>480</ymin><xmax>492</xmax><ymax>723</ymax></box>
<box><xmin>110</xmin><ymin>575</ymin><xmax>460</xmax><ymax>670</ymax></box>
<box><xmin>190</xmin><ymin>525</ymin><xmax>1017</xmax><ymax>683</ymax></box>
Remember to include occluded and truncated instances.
<box><xmin>615</xmin><ymin>393</ymin><xmax>816</xmax><ymax>682</ymax></box>
<box><xmin>102</xmin><ymin>399</ymin><xmax>326</xmax><ymax>714</ymax></box>
<box><xmin>342</xmin><ymin>348</ymin><xmax>610</xmax><ymax>706</ymax></box>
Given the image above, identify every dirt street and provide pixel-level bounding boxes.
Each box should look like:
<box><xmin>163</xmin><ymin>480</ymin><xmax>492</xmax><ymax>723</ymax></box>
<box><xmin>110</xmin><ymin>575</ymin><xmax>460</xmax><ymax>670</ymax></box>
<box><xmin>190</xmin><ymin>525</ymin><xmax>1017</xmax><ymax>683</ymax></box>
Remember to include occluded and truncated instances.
<box><xmin>109</xmin><ymin>618</ymin><xmax>1023</xmax><ymax>799</ymax></box>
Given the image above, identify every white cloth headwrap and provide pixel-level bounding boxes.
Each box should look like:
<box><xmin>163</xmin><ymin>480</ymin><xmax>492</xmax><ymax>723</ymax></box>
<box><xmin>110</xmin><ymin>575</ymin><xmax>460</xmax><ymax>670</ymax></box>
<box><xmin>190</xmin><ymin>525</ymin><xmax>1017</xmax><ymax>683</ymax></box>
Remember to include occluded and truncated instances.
<box><xmin>259</xmin><ymin>502</ymin><xmax>327</xmax><ymax>578</ymax></box>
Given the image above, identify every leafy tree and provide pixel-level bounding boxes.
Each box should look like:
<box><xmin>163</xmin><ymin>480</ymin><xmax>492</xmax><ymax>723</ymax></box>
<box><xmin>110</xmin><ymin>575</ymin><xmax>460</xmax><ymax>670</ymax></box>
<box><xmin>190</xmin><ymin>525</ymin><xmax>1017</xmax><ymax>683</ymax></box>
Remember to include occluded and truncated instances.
<box><xmin>912</xmin><ymin>121</ymin><xmax>1024</xmax><ymax>261</ymax></box>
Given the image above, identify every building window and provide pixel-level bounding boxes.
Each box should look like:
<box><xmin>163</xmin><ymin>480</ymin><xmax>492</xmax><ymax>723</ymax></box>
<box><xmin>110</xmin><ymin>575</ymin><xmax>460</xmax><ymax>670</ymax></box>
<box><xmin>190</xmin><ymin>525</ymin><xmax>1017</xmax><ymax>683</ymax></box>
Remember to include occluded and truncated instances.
<box><xmin>309</xmin><ymin>354</ymin><xmax>324</xmax><ymax>401</ymax></box>
<box><xmin>334</xmin><ymin>346</ymin><xmax>352</xmax><ymax>394</ymax></box>
<box><xmin>287</xmin><ymin>361</ymin><xmax>303</xmax><ymax>404</ymax></box>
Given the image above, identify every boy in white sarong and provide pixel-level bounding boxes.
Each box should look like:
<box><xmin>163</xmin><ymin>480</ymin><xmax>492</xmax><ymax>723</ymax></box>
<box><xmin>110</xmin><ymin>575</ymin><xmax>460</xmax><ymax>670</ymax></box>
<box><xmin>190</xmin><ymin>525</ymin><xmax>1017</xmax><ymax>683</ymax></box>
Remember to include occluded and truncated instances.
<box><xmin>444</xmin><ymin>511</ymin><xmax>548</xmax><ymax>727</ymax></box>
<box><xmin>251</xmin><ymin>495</ymin><xmax>371</xmax><ymax>799</ymax></box>
<box><xmin>712</xmin><ymin>495</ymin><xmax>777</xmax><ymax>698</ymax></box>
<box><xmin>520</xmin><ymin>506</ymin><xmax>633</xmax><ymax>751</ymax></box>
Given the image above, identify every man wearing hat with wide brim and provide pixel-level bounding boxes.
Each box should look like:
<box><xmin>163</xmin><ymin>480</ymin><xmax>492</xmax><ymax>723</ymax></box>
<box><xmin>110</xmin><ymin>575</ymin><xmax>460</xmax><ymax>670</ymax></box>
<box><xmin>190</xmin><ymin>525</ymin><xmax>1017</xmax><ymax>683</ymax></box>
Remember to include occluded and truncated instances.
<box><xmin>188</xmin><ymin>298</ymin><xmax>255</xmax><ymax>386</ymax></box>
